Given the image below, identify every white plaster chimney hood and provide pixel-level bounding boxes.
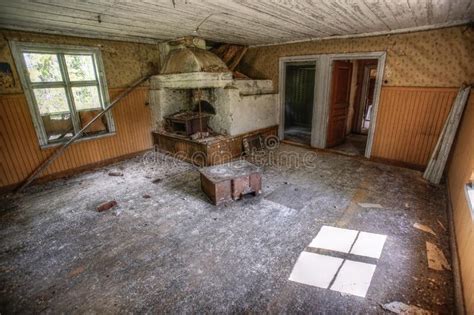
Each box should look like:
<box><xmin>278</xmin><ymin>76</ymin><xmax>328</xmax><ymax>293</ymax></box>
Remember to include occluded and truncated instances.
<box><xmin>150</xmin><ymin>37</ymin><xmax>233</xmax><ymax>89</ymax></box>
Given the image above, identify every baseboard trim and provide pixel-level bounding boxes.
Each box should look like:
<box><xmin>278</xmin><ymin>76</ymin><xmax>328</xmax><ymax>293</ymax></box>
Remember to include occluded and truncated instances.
<box><xmin>446</xmin><ymin>181</ymin><xmax>466</xmax><ymax>315</ymax></box>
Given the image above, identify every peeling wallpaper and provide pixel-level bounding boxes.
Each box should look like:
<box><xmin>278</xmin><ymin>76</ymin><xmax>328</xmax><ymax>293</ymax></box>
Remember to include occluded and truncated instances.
<box><xmin>0</xmin><ymin>29</ymin><xmax>161</xmax><ymax>94</ymax></box>
<box><xmin>239</xmin><ymin>26</ymin><xmax>474</xmax><ymax>91</ymax></box>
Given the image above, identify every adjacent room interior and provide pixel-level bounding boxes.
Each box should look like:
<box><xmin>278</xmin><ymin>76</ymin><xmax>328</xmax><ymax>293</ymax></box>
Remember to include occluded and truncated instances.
<box><xmin>328</xmin><ymin>58</ymin><xmax>379</xmax><ymax>157</ymax></box>
<box><xmin>0</xmin><ymin>1</ymin><xmax>473</xmax><ymax>314</ymax></box>
<box><xmin>283</xmin><ymin>62</ymin><xmax>315</xmax><ymax>145</ymax></box>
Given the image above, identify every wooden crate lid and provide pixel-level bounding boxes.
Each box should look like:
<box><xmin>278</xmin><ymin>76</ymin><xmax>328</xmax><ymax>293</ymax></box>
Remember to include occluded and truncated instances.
<box><xmin>200</xmin><ymin>160</ymin><xmax>261</xmax><ymax>182</ymax></box>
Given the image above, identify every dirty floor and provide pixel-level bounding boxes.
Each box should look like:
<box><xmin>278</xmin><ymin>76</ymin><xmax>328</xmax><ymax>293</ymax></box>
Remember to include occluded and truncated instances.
<box><xmin>330</xmin><ymin>133</ymin><xmax>368</xmax><ymax>156</ymax></box>
<box><xmin>284</xmin><ymin>126</ymin><xmax>312</xmax><ymax>145</ymax></box>
<box><xmin>0</xmin><ymin>144</ymin><xmax>454</xmax><ymax>313</ymax></box>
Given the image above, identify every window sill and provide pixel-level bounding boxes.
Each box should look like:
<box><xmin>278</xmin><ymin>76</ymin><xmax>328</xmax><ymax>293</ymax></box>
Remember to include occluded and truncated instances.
<box><xmin>465</xmin><ymin>184</ymin><xmax>474</xmax><ymax>221</ymax></box>
<box><xmin>40</xmin><ymin>132</ymin><xmax>116</xmax><ymax>150</ymax></box>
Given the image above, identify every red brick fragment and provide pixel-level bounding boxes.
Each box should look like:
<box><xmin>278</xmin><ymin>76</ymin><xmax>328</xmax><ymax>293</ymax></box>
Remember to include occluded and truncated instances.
<box><xmin>97</xmin><ymin>200</ymin><xmax>117</xmax><ymax>212</ymax></box>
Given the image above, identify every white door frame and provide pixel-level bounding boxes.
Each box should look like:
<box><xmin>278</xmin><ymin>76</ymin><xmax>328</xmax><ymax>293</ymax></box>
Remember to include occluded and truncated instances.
<box><xmin>278</xmin><ymin>51</ymin><xmax>386</xmax><ymax>158</ymax></box>
<box><xmin>325</xmin><ymin>52</ymin><xmax>386</xmax><ymax>158</ymax></box>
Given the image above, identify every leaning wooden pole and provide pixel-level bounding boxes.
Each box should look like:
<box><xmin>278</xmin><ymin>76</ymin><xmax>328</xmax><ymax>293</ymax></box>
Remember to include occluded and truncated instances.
<box><xmin>16</xmin><ymin>74</ymin><xmax>152</xmax><ymax>193</ymax></box>
<box><xmin>423</xmin><ymin>84</ymin><xmax>471</xmax><ymax>184</ymax></box>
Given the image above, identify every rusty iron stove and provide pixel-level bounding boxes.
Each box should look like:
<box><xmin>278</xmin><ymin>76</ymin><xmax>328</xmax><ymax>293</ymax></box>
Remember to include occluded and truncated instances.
<box><xmin>165</xmin><ymin>111</ymin><xmax>212</xmax><ymax>136</ymax></box>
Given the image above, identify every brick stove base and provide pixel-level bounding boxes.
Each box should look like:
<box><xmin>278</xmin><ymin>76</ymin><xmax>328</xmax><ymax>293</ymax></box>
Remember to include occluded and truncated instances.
<box><xmin>152</xmin><ymin>125</ymin><xmax>278</xmax><ymax>167</ymax></box>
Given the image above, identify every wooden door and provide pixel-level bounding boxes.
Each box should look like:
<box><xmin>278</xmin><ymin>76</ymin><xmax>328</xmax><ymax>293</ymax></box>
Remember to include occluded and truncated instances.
<box><xmin>327</xmin><ymin>60</ymin><xmax>353</xmax><ymax>147</ymax></box>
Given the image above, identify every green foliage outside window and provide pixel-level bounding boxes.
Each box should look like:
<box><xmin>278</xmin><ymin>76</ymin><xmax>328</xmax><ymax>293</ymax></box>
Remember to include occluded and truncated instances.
<box><xmin>24</xmin><ymin>53</ymin><xmax>100</xmax><ymax>114</ymax></box>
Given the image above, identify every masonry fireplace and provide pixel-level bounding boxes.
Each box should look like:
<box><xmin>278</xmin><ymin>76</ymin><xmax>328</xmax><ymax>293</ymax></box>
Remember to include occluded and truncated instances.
<box><xmin>149</xmin><ymin>36</ymin><xmax>279</xmax><ymax>165</ymax></box>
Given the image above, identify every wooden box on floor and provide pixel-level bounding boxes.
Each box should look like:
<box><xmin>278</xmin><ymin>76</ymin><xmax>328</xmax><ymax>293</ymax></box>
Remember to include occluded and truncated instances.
<box><xmin>200</xmin><ymin>160</ymin><xmax>262</xmax><ymax>205</ymax></box>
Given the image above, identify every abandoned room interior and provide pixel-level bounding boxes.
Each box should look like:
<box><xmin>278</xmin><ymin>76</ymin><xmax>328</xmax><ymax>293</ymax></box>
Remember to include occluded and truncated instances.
<box><xmin>0</xmin><ymin>0</ymin><xmax>473</xmax><ymax>313</ymax></box>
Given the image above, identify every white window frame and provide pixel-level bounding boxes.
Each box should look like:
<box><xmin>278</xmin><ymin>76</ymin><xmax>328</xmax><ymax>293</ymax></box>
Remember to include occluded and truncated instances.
<box><xmin>10</xmin><ymin>41</ymin><xmax>115</xmax><ymax>148</ymax></box>
<box><xmin>466</xmin><ymin>179</ymin><xmax>474</xmax><ymax>221</ymax></box>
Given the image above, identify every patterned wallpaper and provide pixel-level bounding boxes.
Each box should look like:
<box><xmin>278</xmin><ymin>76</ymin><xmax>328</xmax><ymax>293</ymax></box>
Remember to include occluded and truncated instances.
<box><xmin>0</xmin><ymin>30</ymin><xmax>161</xmax><ymax>94</ymax></box>
<box><xmin>239</xmin><ymin>25</ymin><xmax>474</xmax><ymax>91</ymax></box>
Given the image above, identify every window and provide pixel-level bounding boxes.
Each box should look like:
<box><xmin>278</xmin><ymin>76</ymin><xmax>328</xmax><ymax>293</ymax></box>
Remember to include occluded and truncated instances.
<box><xmin>10</xmin><ymin>42</ymin><xmax>114</xmax><ymax>147</ymax></box>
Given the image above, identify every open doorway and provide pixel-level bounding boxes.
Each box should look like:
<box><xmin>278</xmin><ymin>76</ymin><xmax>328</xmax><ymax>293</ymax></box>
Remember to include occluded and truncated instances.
<box><xmin>283</xmin><ymin>62</ymin><xmax>315</xmax><ymax>145</ymax></box>
<box><xmin>327</xmin><ymin>59</ymin><xmax>379</xmax><ymax>156</ymax></box>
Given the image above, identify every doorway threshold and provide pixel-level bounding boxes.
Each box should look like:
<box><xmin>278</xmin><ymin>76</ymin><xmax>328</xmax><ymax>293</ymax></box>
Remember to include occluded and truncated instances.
<box><xmin>280</xmin><ymin>139</ymin><xmax>369</xmax><ymax>161</ymax></box>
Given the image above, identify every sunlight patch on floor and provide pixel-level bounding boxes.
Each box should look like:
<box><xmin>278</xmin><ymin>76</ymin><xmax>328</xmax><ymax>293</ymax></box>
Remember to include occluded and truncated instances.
<box><xmin>289</xmin><ymin>252</ymin><xmax>343</xmax><ymax>289</ymax></box>
<box><xmin>351</xmin><ymin>231</ymin><xmax>387</xmax><ymax>259</ymax></box>
<box><xmin>308</xmin><ymin>226</ymin><xmax>358</xmax><ymax>253</ymax></box>
<box><xmin>289</xmin><ymin>225</ymin><xmax>387</xmax><ymax>298</ymax></box>
<box><xmin>330</xmin><ymin>260</ymin><xmax>377</xmax><ymax>297</ymax></box>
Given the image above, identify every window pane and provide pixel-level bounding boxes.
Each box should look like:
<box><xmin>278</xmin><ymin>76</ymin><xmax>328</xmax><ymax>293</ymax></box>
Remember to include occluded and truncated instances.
<box><xmin>33</xmin><ymin>88</ymin><xmax>74</xmax><ymax>142</ymax></box>
<box><xmin>33</xmin><ymin>88</ymin><xmax>70</xmax><ymax>115</ymax></box>
<box><xmin>78</xmin><ymin>110</ymin><xmax>109</xmax><ymax>136</ymax></box>
<box><xmin>23</xmin><ymin>53</ymin><xmax>63</xmax><ymax>82</ymax></box>
<box><xmin>65</xmin><ymin>54</ymin><xmax>96</xmax><ymax>81</ymax></box>
<box><xmin>41</xmin><ymin>113</ymin><xmax>74</xmax><ymax>142</ymax></box>
<box><xmin>72</xmin><ymin>86</ymin><xmax>102</xmax><ymax>110</ymax></box>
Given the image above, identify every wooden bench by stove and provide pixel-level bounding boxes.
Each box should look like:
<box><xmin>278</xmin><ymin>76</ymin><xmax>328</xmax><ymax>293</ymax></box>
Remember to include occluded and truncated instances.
<box><xmin>199</xmin><ymin>160</ymin><xmax>262</xmax><ymax>205</ymax></box>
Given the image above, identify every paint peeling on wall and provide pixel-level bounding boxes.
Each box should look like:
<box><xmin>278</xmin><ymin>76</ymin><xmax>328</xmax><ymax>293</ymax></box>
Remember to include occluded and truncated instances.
<box><xmin>0</xmin><ymin>29</ymin><xmax>161</xmax><ymax>94</ymax></box>
<box><xmin>239</xmin><ymin>26</ymin><xmax>474</xmax><ymax>91</ymax></box>
<box><xmin>0</xmin><ymin>62</ymin><xmax>14</xmax><ymax>89</ymax></box>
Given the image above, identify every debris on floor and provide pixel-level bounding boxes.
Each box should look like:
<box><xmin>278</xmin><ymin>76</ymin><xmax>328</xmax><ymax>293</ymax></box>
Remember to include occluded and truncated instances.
<box><xmin>0</xmin><ymin>198</ymin><xmax>17</xmax><ymax>212</ymax></box>
<box><xmin>357</xmin><ymin>203</ymin><xmax>383</xmax><ymax>208</ymax></box>
<box><xmin>437</xmin><ymin>220</ymin><xmax>447</xmax><ymax>232</ymax></box>
<box><xmin>381</xmin><ymin>301</ymin><xmax>431</xmax><ymax>314</ymax></box>
<box><xmin>108</xmin><ymin>171</ymin><xmax>123</xmax><ymax>177</ymax></box>
<box><xmin>190</xmin><ymin>131</ymin><xmax>209</xmax><ymax>140</ymax></box>
<box><xmin>426</xmin><ymin>241</ymin><xmax>451</xmax><ymax>271</ymax></box>
<box><xmin>0</xmin><ymin>146</ymin><xmax>455</xmax><ymax>313</ymax></box>
<box><xmin>96</xmin><ymin>200</ymin><xmax>118</xmax><ymax>212</ymax></box>
<box><xmin>152</xmin><ymin>178</ymin><xmax>162</xmax><ymax>184</ymax></box>
<box><xmin>413</xmin><ymin>223</ymin><xmax>437</xmax><ymax>236</ymax></box>
<box><xmin>142</xmin><ymin>194</ymin><xmax>151</xmax><ymax>199</ymax></box>
<box><xmin>68</xmin><ymin>266</ymin><xmax>85</xmax><ymax>278</ymax></box>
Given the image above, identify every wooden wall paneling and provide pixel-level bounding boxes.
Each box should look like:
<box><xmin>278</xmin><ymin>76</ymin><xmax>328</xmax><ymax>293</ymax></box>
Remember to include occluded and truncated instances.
<box><xmin>415</xmin><ymin>91</ymin><xmax>430</xmax><ymax>163</ymax></box>
<box><xmin>404</xmin><ymin>91</ymin><xmax>421</xmax><ymax>163</ymax></box>
<box><xmin>417</xmin><ymin>92</ymin><xmax>432</xmax><ymax>162</ymax></box>
<box><xmin>427</xmin><ymin>90</ymin><xmax>446</xmax><ymax>158</ymax></box>
<box><xmin>6</xmin><ymin>97</ymin><xmax>31</xmax><ymax>176</ymax></box>
<box><xmin>373</xmin><ymin>87</ymin><xmax>396</xmax><ymax>161</ymax></box>
<box><xmin>411</xmin><ymin>91</ymin><xmax>429</xmax><ymax>163</ymax></box>
<box><xmin>0</xmin><ymin>87</ymin><xmax>152</xmax><ymax>189</ymax></box>
<box><xmin>386</xmin><ymin>88</ymin><xmax>401</xmax><ymax>160</ymax></box>
<box><xmin>371</xmin><ymin>86</ymin><xmax>457</xmax><ymax>168</ymax></box>
<box><xmin>383</xmin><ymin>90</ymin><xmax>395</xmax><ymax>159</ymax></box>
<box><xmin>447</xmin><ymin>95</ymin><xmax>474</xmax><ymax>313</ymax></box>
<box><xmin>398</xmin><ymin>90</ymin><xmax>414</xmax><ymax>162</ymax></box>
<box><xmin>421</xmin><ymin>92</ymin><xmax>442</xmax><ymax>163</ymax></box>
<box><xmin>418</xmin><ymin>90</ymin><xmax>435</xmax><ymax>161</ymax></box>
<box><xmin>1</xmin><ymin>95</ymin><xmax>29</xmax><ymax>184</ymax></box>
